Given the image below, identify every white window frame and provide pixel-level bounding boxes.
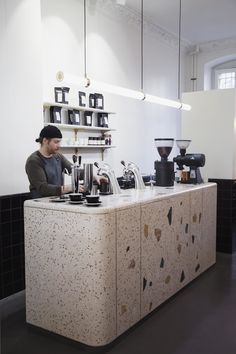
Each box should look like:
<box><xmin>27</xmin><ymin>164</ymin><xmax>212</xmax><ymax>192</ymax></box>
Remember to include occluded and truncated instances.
<box><xmin>214</xmin><ymin>68</ymin><xmax>236</xmax><ymax>89</ymax></box>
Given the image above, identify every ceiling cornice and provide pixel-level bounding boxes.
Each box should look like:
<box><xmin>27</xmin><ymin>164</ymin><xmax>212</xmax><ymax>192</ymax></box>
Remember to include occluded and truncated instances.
<box><xmin>196</xmin><ymin>37</ymin><xmax>236</xmax><ymax>53</ymax></box>
<box><xmin>90</xmin><ymin>0</ymin><xmax>189</xmax><ymax>50</ymax></box>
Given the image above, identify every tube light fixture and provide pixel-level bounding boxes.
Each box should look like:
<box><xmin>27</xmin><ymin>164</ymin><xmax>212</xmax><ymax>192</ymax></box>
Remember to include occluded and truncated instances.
<box><xmin>56</xmin><ymin>71</ymin><xmax>144</xmax><ymax>100</ymax></box>
<box><xmin>145</xmin><ymin>94</ymin><xmax>181</xmax><ymax>109</ymax></box>
<box><xmin>63</xmin><ymin>0</ymin><xmax>191</xmax><ymax>111</ymax></box>
<box><xmin>144</xmin><ymin>94</ymin><xmax>191</xmax><ymax>111</ymax></box>
<box><xmin>56</xmin><ymin>71</ymin><xmax>89</xmax><ymax>87</ymax></box>
<box><xmin>56</xmin><ymin>71</ymin><xmax>191</xmax><ymax>111</ymax></box>
<box><xmin>90</xmin><ymin>79</ymin><xmax>145</xmax><ymax>100</ymax></box>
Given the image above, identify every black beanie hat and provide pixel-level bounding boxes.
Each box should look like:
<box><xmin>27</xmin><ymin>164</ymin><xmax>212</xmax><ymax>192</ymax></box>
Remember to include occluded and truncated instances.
<box><xmin>35</xmin><ymin>125</ymin><xmax>62</xmax><ymax>143</ymax></box>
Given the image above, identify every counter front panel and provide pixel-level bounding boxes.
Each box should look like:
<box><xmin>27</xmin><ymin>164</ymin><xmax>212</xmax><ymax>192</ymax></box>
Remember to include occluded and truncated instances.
<box><xmin>24</xmin><ymin>183</ymin><xmax>217</xmax><ymax>346</ymax></box>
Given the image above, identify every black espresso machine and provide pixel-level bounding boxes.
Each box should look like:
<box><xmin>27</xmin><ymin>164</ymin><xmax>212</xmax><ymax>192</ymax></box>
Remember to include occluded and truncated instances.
<box><xmin>173</xmin><ymin>140</ymin><xmax>205</xmax><ymax>184</ymax></box>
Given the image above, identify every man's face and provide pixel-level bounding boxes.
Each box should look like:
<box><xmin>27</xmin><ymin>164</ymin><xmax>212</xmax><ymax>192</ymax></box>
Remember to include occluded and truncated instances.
<box><xmin>44</xmin><ymin>138</ymin><xmax>61</xmax><ymax>154</ymax></box>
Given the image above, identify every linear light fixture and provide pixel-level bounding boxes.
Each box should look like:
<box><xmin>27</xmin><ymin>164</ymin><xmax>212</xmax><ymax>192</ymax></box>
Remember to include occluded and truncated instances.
<box><xmin>139</xmin><ymin>0</ymin><xmax>191</xmax><ymax>111</ymax></box>
<box><xmin>56</xmin><ymin>0</ymin><xmax>191</xmax><ymax>111</ymax></box>
<box><xmin>56</xmin><ymin>70</ymin><xmax>191</xmax><ymax>111</ymax></box>
<box><xmin>56</xmin><ymin>71</ymin><xmax>145</xmax><ymax>100</ymax></box>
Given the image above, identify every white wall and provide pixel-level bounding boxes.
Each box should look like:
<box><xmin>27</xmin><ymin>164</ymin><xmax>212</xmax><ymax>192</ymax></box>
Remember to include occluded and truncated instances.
<box><xmin>0</xmin><ymin>0</ymin><xmax>183</xmax><ymax>196</ymax></box>
<box><xmin>185</xmin><ymin>39</ymin><xmax>236</xmax><ymax>92</ymax></box>
<box><xmin>182</xmin><ymin>89</ymin><xmax>236</xmax><ymax>180</ymax></box>
<box><xmin>0</xmin><ymin>0</ymin><xmax>43</xmax><ymax>196</ymax></box>
<box><xmin>183</xmin><ymin>39</ymin><xmax>236</xmax><ymax>182</ymax></box>
<box><xmin>41</xmin><ymin>0</ymin><xmax>182</xmax><ymax>177</ymax></box>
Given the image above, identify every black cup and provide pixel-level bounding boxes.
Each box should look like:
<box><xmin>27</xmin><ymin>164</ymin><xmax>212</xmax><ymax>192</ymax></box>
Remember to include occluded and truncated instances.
<box><xmin>69</xmin><ymin>193</ymin><xmax>83</xmax><ymax>202</ymax></box>
<box><xmin>86</xmin><ymin>195</ymin><xmax>100</xmax><ymax>203</ymax></box>
<box><xmin>99</xmin><ymin>182</ymin><xmax>110</xmax><ymax>194</ymax></box>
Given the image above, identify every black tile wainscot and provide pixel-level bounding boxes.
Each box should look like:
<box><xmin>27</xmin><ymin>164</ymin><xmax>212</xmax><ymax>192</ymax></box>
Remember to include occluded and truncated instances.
<box><xmin>209</xmin><ymin>179</ymin><xmax>236</xmax><ymax>253</ymax></box>
<box><xmin>0</xmin><ymin>193</ymin><xmax>30</xmax><ymax>299</ymax></box>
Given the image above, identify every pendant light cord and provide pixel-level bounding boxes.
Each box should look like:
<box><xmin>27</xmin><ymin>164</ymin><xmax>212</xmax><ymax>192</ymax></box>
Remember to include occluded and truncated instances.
<box><xmin>178</xmin><ymin>0</ymin><xmax>182</xmax><ymax>100</ymax></box>
<box><xmin>84</xmin><ymin>0</ymin><xmax>87</xmax><ymax>79</ymax></box>
<box><xmin>141</xmin><ymin>0</ymin><xmax>144</xmax><ymax>93</ymax></box>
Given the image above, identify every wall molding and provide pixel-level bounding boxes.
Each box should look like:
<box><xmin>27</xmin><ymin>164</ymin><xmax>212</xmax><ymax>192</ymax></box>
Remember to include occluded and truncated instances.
<box><xmin>90</xmin><ymin>1</ymin><xmax>236</xmax><ymax>54</ymax></box>
<box><xmin>195</xmin><ymin>37</ymin><xmax>236</xmax><ymax>54</ymax></box>
<box><xmin>89</xmin><ymin>0</ymin><xmax>189</xmax><ymax>50</ymax></box>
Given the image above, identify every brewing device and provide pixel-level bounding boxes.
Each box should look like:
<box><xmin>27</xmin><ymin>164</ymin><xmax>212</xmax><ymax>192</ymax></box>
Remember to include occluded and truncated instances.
<box><xmin>94</xmin><ymin>162</ymin><xmax>122</xmax><ymax>195</ymax></box>
<box><xmin>173</xmin><ymin>140</ymin><xmax>205</xmax><ymax>184</ymax></box>
<box><xmin>120</xmin><ymin>160</ymin><xmax>146</xmax><ymax>190</ymax></box>
<box><xmin>154</xmin><ymin>138</ymin><xmax>175</xmax><ymax>187</ymax></box>
<box><xmin>71</xmin><ymin>154</ymin><xmax>81</xmax><ymax>193</ymax></box>
<box><xmin>83</xmin><ymin>163</ymin><xmax>94</xmax><ymax>194</ymax></box>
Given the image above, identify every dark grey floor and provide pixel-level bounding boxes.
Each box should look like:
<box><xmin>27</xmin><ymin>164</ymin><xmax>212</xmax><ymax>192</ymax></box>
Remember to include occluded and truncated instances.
<box><xmin>1</xmin><ymin>252</ymin><xmax>236</xmax><ymax>354</ymax></box>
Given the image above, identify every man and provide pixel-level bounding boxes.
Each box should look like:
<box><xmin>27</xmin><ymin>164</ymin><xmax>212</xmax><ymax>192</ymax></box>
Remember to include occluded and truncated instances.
<box><xmin>25</xmin><ymin>125</ymin><xmax>105</xmax><ymax>198</ymax></box>
<box><xmin>25</xmin><ymin>125</ymin><xmax>73</xmax><ymax>198</ymax></box>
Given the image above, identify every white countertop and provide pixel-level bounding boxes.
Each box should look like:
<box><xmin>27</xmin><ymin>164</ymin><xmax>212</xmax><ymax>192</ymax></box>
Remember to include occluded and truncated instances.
<box><xmin>24</xmin><ymin>182</ymin><xmax>216</xmax><ymax>214</ymax></box>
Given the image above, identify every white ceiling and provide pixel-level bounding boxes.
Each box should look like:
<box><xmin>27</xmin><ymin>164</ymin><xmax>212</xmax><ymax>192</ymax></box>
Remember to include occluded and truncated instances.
<box><xmin>126</xmin><ymin>0</ymin><xmax>236</xmax><ymax>44</ymax></box>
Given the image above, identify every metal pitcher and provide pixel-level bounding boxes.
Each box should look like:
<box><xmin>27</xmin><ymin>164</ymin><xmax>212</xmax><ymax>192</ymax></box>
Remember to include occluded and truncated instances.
<box><xmin>71</xmin><ymin>165</ymin><xmax>81</xmax><ymax>193</ymax></box>
<box><xmin>83</xmin><ymin>163</ymin><xmax>93</xmax><ymax>194</ymax></box>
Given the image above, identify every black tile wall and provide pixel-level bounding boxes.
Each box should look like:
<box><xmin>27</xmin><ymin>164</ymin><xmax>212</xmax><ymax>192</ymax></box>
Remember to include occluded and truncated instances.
<box><xmin>0</xmin><ymin>192</ymin><xmax>30</xmax><ymax>299</ymax></box>
<box><xmin>209</xmin><ymin>178</ymin><xmax>236</xmax><ymax>253</ymax></box>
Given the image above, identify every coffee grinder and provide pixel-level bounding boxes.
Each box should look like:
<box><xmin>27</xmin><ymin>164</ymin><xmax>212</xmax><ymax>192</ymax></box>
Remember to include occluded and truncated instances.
<box><xmin>154</xmin><ymin>138</ymin><xmax>175</xmax><ymax>187</ymax></box>
<box><xmin>173</xmin><ymin>140</ymin><xmax>205</xmax><ymax>184</ymax></box>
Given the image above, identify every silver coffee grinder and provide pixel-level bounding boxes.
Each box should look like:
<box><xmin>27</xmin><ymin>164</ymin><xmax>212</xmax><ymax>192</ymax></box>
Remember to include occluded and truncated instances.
<box><xmin>154</xmin><ymin>138</ymin><xmax>175</xmax><ymax>187</ymax></box>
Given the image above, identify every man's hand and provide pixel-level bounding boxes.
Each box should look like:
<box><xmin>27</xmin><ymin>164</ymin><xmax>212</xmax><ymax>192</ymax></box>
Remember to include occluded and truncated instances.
<box><xmin>61</xmin><ymin>185</ymin><xmax>84</xmax><ymax>194</ymax></box>
<box><xmin>94</xmin><ymin>175</ymin><xmax>109</xmax><ymax>185</ymax></box>
<box><xmin>79</xmin><ymin>185</ymin><xmax>85</xmax><ymax>193</ymax></box>
<box><xmin>61</xmin><ymin>185</ymin><xmax>72</xmax><ymax>194</ymax></box>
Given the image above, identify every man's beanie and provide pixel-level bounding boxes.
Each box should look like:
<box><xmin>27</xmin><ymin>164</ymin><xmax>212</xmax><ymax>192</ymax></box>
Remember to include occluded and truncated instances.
<box><xmin>35</xmin><ymin>125</ymin><xmax>62</xmax><ymax>143</ymax></box>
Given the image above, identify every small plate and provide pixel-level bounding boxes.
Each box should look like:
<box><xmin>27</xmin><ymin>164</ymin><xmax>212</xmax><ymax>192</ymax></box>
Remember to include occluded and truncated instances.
<box><xmin>85</xmin><ymin>201</ymin><xmax>102</xmax><ymax>207</ymax></box>
<box><xmin>60</xmin><ymin>196</ymin><xmax>70</xmax><ymax>200</ymax></box>
<box><xmin>49</xmin><ymin>198</ymin><xmax>66</xmax><ymax>203</ymax></box>
<box><xmin>68</xmin><ymin>200</ymin><xmax>84</xmax><ymax>204</ymax></box>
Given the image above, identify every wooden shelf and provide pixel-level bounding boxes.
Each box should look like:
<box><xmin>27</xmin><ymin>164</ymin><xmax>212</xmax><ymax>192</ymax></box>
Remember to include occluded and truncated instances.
<box><xmin>43</xmin><ymin>102</ymin><xmax>116</xmax><ymax>158</ymax></box>
<box><xmin>60</xmin><ymin>145</ymin><xmax>116</xmax><ymax>149</ymax></box>
<box><xmin>43</xmin><ymin>122</ymin><xmax>115</xmax><ymax>132</ymax></box>
<box><xmin>43</xmin><ymin>101</ymin><xmax>115</xmax><ymax>114</ymax></box>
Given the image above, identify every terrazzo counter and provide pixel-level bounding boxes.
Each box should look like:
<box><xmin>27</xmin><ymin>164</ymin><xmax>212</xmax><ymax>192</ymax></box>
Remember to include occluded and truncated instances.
<box><xmin>24</xmin><ymin>183</ymin><xmax>217</xmax><ymax>347</ymax></box>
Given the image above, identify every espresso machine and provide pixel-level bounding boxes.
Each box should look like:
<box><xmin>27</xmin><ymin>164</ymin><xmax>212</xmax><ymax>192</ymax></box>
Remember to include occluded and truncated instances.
<box><xmin>173</xmin><ymin>140</ymin><xmax>205</xmax><ymax>184</ymax></box>
<box><xmin>94</xmin><ymin>162</ymin><xmax>122</xmax><ymax>195</ymax></box>
<box><xmin>120</xmin><ymin>161</ymin><xmax>146</xmax><ymax>190</ymax></box>
<box><xmin>154</xmin><ymin>138</ymin><xmax>175</xmax><ymax>187</ymax></box>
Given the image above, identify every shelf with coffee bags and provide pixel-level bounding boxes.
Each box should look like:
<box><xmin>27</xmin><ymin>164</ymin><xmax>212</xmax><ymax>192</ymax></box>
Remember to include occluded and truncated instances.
<box><xmin>43</xmin><ymin>101</ymin><xmax>115</xmax><ymax>115</ymax></box>
<box><xmin>43</xmin><ymin>122</ymin><xmax>116</xmax><ymax>133</ymax></box>
<box><xmin>43</xmin><ymin>101</ymin><xmax>116</xmax><ymax>132</ymax></box>
<box><xmin>43</xmin><ymin>100</ymin><xmax>116</xmax><ymax>158</ymax></box>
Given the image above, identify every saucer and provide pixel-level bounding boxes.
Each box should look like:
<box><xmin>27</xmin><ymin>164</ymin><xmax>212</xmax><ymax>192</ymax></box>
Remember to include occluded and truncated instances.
<box><xmin>50</xmin><ymin>198</ymin><xmax>66</xmax><ymax>203</ymax></box>
<box><xmin>68</xmin><ymin>200</ymin><xmax>84</xmax><ymax>204</ymax></box>
<box><xmin>60</xmin><ymin>195</ymin><xmax>70</xmax><ymax>200</ymax></box>
<box><xmin>85</xmin><ymin>201</ymin><xmax>102</xmax><ymax>207</ymax></box>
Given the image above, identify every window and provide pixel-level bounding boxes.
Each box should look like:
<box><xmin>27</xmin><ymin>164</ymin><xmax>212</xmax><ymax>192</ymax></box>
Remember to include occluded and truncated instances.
<box><xmin>215</xmin><ymin>68</ymin><xmax>236</xmax><ymax>89</ymax></box>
